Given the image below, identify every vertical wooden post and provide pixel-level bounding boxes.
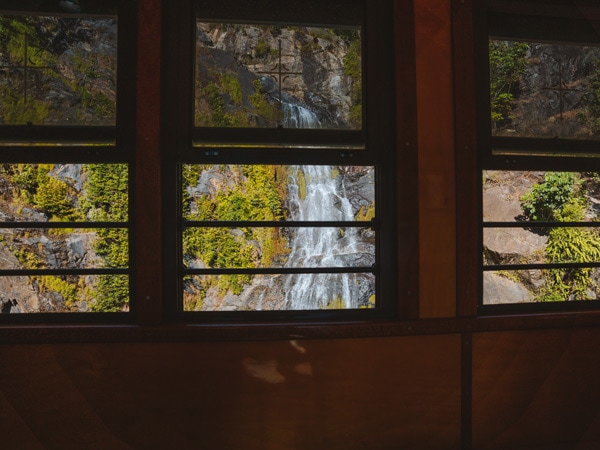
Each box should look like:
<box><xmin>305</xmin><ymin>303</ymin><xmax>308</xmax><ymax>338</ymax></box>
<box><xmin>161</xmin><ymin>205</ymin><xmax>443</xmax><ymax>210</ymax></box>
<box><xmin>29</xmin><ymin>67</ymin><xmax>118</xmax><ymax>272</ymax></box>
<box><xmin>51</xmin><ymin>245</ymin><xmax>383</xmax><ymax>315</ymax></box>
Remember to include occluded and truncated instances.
<box><xmin>135</xmin><ymin>0</ymin><xmax>163</xmax><ymax>324</ymax></box>
<box><xmin>415</xmin><ymin>0</ymin><xmax>457</xmax><ymax>318</ymax></box>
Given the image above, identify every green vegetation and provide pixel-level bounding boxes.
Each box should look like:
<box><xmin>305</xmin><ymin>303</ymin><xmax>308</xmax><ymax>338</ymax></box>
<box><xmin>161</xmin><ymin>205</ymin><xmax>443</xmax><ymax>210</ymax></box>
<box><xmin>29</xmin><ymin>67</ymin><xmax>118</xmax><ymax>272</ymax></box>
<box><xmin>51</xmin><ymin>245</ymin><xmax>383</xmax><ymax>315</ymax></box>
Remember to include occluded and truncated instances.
<box><xmin>248</xmin><ymin>79</ymin><xmax>281</xmax><ymax>125</ymax></box>
<box><xmin>520</xmin><ymin>172</ymin><xmax>600</xmax><ymax>301</ymax></box>
<box><xmin>0</xmin><ymin>16</ymin><xmax>116</xmax><ymax>125</ymax></box>
<box><xmin>587</xmin><ymin>61</ymin><xmax>600</xmax><ymax>134</ymax></box>
<box><xmin>82</xmin><ymin>164</ymin><xmax>129</xmax><ymax>312</ymax></box>
<box><xmin>520</xmin><ymin>172</ymin><xmax>580</xmax><ymax>222</ymax></box>
<box><xmin>489</xmin><ymin>40</ymin><xmax>529</xmax><ymax>125</ymax></box>
<box><xmin>344</xmin><ymin>39</ymin><xmax>362</xmax><ymax>128</ymax></box>
<box><xmin>0</xmin><ymin>17</ymin><xmax>54</xmax><ymax>125</ymax></box>
<box><xmin>182</xmin><ymin>165</ymin><xmax>288</xmax><ymax>305</ymax></box>
<box><xmin>254</xmin><ymin>39</ymin><xmax>276</xmax><ymax>59</ymax></box>
<box><xmin>0</xmin><ymin>163</ymin><xmax>129</xmax><ymax>312</ymax></box>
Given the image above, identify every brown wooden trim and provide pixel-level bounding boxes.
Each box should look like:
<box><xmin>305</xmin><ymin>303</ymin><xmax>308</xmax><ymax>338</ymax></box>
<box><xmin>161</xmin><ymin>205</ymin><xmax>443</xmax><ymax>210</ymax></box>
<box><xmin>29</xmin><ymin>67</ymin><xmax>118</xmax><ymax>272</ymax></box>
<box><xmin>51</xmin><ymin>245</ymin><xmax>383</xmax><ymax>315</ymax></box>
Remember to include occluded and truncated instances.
<box><xmin>394</xmin><ymin>0</ymin><xmax>419</xmax><ymax>319</ymax></box>
<box><xmin>461</xmin><ymin>332</ymin><xmax>473</xmax><ymax>450</ymax></box>
<box><xmin>2</xmin><ymin>310</ymin><xmax>600</xmax><ymax>344</ymax></box>
<box><xmin>134</xmin><ymin>0</ymin><xmax>163</xmax><ymax>324</ymax></box>
<box><xmin>452</xmin><ymin>0</ymin><xmax>479</xmax><ymax>317</ymax></box>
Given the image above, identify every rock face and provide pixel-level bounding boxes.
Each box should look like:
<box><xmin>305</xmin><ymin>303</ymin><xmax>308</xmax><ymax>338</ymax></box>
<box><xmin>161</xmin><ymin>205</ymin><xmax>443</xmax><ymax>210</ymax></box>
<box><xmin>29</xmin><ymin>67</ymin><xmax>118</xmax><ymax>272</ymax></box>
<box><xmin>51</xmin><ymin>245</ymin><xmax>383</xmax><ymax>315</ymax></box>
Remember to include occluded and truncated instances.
<box><xmin>482</xmin><ymin>171</ymin><xmax>600</xmax><ymax>305</ymax></box>
<box><xmin>183</xmin><ymin>165</ymin><xmax>376</xmax><ymax>311</ymax></box>
<box><xmin>0</xmin><ymin>16</ymin><xmax>117</xmax><ymax>126</ymax></box>
<box><xmin>195</xmin><ymin>23</ymin><xmax>360</xmax><ymax>128</ymax></box>
<box><xmin>494</xmin><ymin>42</ymin><xmax>600</xmax><ymax>139</ymax></box>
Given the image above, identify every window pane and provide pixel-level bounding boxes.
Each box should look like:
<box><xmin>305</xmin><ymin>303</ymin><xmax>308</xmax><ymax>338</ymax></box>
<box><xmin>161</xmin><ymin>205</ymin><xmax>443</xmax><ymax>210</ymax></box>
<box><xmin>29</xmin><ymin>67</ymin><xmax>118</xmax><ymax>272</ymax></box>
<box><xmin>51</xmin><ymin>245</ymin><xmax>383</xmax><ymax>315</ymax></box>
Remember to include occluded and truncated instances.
<box><xmin>182</xmin><ymin>164</ymin><xmax>376</xmax><ymax>311</ymax></box>
<box><xmin>195</xmin><ymin>22</ymin><xmax>362</xmax><ymax>129</ymax></box>
<box><xmin>0</xmin><ymin>274</ymin><xmax>128</xmax><ymax>313</ymax></box>
<box><xmin>484</xmin><ymin>268</ymin><xmax>600</xmax><ymax>304</ymax></box>
<box><xmin>183</xmin><ymin>227</ymin><xmax>375</xmax><ymax>269</ymax></box>
<box><xmin>0</xmin><ymin>15</ymin><xmax>117</xmax><ymax>126</ymax></box>
<box><xmin>0</xmin><ymin>163</ymin><xmax>128</xmax><ymax>222</ymax></box>
<box><xmin>482</xmin><ymin>170</ymin><xmax>600</xmax><ymax>305</ymax></box>
<box><xmin>490</xmin><ymin>40</ymin><xmax>600</xmax><ymax>140</ymax></box>
<box><xmin>483</xmin><ymin>170</ymin><xmax>599</xmax><ymax>223</ymax></box>
<box><xmin>0</xmin><ymin>227</ymin><xmax>128</xmax><ymax>269</ymax></box>
<box><xmin>0</xmin><ymin>163</ymin><xmax>129</xmax><ymax>314</ymax></box>
<box><xmin>183</xmin><ymin>165</ymin><xmax>375</xmax><ymax>222</ymax></box>
<box><xmin>183</xmin><ymin>273</ymin><xmax>375</xmax><ymax>311</ymax></box>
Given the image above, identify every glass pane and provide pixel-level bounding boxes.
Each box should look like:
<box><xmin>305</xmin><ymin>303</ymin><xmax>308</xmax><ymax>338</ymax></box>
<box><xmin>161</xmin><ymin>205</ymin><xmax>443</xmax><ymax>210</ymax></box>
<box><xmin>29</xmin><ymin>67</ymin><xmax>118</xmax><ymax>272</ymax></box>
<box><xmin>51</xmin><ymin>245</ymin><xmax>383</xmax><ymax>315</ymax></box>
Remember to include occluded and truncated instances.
<box><xmin>483</xmin><ymin>170</ymin><xmax>600</xmax><ymax>304</ymax></box>
<box><xmin>183</xmin><ymin>227</ymin><xmax>375</xmax><ymax>269</ymax></box>
<box><xmin>0</xmin><ymin>163</ymin><xmax>128</xmax><ymax>314</ymax></box>
<box><xmin>0</xmin><ymin>274</ymin><xmax>128</xmax><ymax>313</ymax></box>
<box><xmin>484</xmin><ymin>268</ymin><xmax>600</xmax><ymax>304</ymax></box>
<box><xmin>183</xmin><ymin>165</ymin><xmax>375</xmax><ymax>222</ymax></box>
<box><xmin>0</xmin><ymin>163</ymin><xmax>128</xmax><ymax>222</ymax></box>
<box><xmin>0</xmin><ymin>15</ymin><xmax>117</xmax><ymax>126</ymax></box>
<box><xmin>195</xmin><ymin>22</ymin><xmax>362</xmax><ymax>129</ymax></box>
<box><xmin>490</xmin><ymin>40</ymin><xmax>600</xmax><ymax>140</ymax></box>
<box><xmin>483</xmin><ymin>171</ymin><xmax>600</xmax><ymax>223</ymax></box>
<box><xmin>182</xmin><ymin>164</ymin><xmax>376</xmax><ymax>310</ymax></box>
<box><xmin>183</xmin><ymin>273</ymin><xmax>375</xmax><ymax>311</ymax></box>
<box><xmin>0</xmin><ymin>227</ymin><xmax>128</xmax><ymax>269</ymax></box>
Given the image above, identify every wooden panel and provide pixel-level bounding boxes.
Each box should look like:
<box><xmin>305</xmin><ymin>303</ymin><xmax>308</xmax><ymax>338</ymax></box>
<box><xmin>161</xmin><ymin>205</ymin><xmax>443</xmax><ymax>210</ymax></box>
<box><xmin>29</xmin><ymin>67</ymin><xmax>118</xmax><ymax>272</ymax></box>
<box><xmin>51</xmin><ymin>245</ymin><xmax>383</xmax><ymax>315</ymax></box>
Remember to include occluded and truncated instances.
<box><xmin>415</xmin><ymin>0</ymin><xmax>457</xmax><ymax>318</ymax></box>
<box><xmin>0</xmin><ymin>335</ymin><xmax>461</xmax><ymax>450</ymax></box>
<box><xmin>135</xmin><ymin>0</ymin><xmax>163</xmax><ymax>323</ymax></box>
<box><xmin>473</xmin><ymin>328</ymin><xmax>600</xmax><ymax>450</ymax></box>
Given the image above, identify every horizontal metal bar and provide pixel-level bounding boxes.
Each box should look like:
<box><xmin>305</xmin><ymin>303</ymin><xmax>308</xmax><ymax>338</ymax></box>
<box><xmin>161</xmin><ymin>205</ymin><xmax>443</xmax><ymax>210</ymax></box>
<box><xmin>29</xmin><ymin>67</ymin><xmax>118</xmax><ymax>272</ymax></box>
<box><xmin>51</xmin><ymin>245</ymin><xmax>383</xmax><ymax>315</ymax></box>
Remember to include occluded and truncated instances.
<box><xmin>0</xmin><ymin>222</ymin><xmax>128</xmax><ymax>229</ymax></box>
<box><xmin>484</xmin><ymin>262</ymin><xmax>600</xmax><ymax>271</ymax></box>
<box><xmin>183</xmin><ymin>220</ymin><xmax>378</xmax><ymax>228</ymax></box>
<box><xmin>0</xmin><ymin>268</ymin><xmax>129</xmax><ymax>276</ymax></box>
<box><xmin>183</xmin><ymin>266</ymin><xmax>377</xmax><ymax>275</ymax></box>
<box><xmin>483</xmin><ymin>221</ymin><xmax>599</xmax><ymax>228</ymax></box>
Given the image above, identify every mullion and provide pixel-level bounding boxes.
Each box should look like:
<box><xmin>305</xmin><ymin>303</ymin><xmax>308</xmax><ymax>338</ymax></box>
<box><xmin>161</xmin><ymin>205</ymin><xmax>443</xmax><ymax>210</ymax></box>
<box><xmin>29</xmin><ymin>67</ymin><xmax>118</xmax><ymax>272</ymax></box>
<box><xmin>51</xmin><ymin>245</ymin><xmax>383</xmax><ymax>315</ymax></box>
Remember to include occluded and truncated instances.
<box><xmin>183</xmin><ymin>220</ymin><xmax>378</xmax><ymax>228</ymax></box>
<box><xmin>0</xmin><ymin>222</ymin><xmax>128</xmax><ymax>229</ymax></box>
<box><xmin>0</xmin><ymin>268</ymin><xmax>129</xmax><ymax>276</ymax></box>
<box><xmin>184</xmin><ymin>267</ymin><xmax>377</xmax><ymax>275</ymax></box>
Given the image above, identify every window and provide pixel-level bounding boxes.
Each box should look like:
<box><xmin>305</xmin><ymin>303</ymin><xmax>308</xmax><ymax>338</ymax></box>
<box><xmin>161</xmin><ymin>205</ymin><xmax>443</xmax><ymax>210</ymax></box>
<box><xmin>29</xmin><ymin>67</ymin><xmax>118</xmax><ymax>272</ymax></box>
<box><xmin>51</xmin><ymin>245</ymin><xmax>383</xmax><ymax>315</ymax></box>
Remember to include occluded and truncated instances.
<box><xmin>164</xmin><ymin>0</ymin><xmax>400</xmax><ymax>321</ymax></box>
<box><xmin>478</xmin><ymin>0</ymin><xmax>600</xmax><ymax>312</ymax></box>
<box><xmin>0</xmin><ymin>0</ymin><xmax>411</xmax><ymax>330</ymax></box>
<box><xmin>0</xmin><ymin>0</ymin><xmax>136</xmax><ymax>320</ymax></box>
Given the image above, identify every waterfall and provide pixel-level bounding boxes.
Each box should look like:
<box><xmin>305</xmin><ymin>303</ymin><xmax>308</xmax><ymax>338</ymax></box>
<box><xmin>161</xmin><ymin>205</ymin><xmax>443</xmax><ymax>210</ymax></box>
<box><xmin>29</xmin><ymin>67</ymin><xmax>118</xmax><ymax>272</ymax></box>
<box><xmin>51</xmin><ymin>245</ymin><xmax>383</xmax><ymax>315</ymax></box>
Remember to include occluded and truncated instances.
<box><xmin>283</xmin><ymin>165</ymin><xmax>364</xmax><ymax>310</ymax></box>
<box><xmin>280</xmin><ymin>101</ymin><xmax>365</xmax><ymax>310</ymax></box>
<box><xmin>282</xmin><ymin>102</ymin><xmax>322</xmax><ymax>128</ymax></box>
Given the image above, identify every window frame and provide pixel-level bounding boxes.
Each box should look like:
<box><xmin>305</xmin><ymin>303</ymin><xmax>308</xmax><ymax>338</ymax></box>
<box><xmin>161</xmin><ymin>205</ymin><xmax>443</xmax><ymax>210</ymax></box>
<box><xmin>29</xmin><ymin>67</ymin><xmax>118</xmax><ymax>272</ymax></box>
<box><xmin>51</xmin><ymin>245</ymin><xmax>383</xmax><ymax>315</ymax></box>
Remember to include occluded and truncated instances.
<box><xmin>0</xmin><ymin>0</ymin><xmax>421</xmax><ymax>339</ymax></box>
<box><xmin>0</xmin><ymin>0</ymin><xmax>138</xmax><ymax>323</ymax></box>
<box><xmin>474</xmin><ymin>0</ymin><xmax>600</xmax><ymax>315</ymax></box>
<box><xmin>162</xmin><ymin>0</ymin><xmax>408</xmax><ymax>323</ymax></box>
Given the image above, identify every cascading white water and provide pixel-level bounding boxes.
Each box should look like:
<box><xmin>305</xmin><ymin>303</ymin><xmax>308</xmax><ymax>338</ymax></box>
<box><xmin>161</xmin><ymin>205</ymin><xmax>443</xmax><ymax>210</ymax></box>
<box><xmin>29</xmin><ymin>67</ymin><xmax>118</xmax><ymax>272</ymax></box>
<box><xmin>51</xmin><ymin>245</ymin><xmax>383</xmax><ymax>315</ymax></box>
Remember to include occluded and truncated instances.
<box><xmin>283</xmin><ymin>165</ymin><xmax>363</xmax><ymax>309</ymax></box>
<box><xmin>282</xmin><ymin>103</ymin><xmax>322</xmax><ymax>128</ymax></box>
<box><xmin>281</xmin><ymin>101</ymin><xmax>364</xmax><ymax>310</ymax></box>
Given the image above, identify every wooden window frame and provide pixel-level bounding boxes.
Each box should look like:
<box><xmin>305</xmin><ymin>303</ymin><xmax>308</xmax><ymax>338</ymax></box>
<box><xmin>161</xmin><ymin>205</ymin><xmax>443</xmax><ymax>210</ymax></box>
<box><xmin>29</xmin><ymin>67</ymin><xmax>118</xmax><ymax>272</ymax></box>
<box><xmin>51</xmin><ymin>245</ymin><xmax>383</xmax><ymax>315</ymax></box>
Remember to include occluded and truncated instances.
<box><xmin>0</xmin><ymin>0</ymin><xmax>420</xmax><ymax>340</ymax></box>
<box><xmin>464</xmin><ymin>0</ymin><xmax>600</xmax><ymax>316</ymax></box>
<box><xmin>0</xmin><ymin>0</ymin><xmax>137</xmax><ymax>324</ymax></box>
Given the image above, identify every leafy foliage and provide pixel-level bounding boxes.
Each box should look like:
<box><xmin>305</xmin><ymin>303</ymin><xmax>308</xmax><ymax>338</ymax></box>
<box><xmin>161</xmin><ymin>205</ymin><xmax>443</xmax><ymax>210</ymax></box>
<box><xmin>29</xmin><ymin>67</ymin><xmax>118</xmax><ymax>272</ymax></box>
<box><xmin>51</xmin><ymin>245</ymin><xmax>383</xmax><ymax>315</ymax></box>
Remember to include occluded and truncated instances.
<box><xmin>344</xmin><ymin>39</ymin><xmax>362</xmax><ymax>128</ymax></box>
<box><xmin>489</xmin><ymin>41</ymin><xmax>529</xmax><ymax>124</ymax></box>
<box><xmin>519</xmin><ymin>172</ymin><xmax>600</xmax><ymax>301</ymax></box>
<box><xmin>539</xmin><ymin>198</ymin><xmax>600</xmax><ymax>301</ymax></box>
<box><xmin>183</xmin><ymin>165</ymin><xmax>287</xmax><ymax>303</ymax></box>
<box><xmin>82</xmin><ymin>164</ymin><xmax>129</xmax><ymax>312</ymax></box>
<box><xmin>520</xmin><ymin>172</ymin><xmax>580</xmax><ymax>222</ymax></box>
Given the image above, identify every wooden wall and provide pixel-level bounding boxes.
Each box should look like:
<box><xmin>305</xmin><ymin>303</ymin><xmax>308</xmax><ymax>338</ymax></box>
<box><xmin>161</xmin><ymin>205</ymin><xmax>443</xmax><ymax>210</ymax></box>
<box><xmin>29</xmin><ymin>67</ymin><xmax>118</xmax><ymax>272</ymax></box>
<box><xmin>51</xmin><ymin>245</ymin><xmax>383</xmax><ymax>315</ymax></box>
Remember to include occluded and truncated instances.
<box><xmin>1</xmin><ymin>1</ymin><xmax>600</xmax><ymax>449</ymax></box>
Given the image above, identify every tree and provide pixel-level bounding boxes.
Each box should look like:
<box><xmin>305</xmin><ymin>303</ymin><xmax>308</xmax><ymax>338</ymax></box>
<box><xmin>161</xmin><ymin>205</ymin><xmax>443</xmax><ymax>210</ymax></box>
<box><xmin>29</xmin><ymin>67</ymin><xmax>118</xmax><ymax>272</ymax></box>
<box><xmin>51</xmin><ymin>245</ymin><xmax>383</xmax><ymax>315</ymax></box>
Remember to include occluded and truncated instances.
<box><xmin>489</xmin><ymin>40</ymin><xmax>529</xmax><ymax>125</ymax></box>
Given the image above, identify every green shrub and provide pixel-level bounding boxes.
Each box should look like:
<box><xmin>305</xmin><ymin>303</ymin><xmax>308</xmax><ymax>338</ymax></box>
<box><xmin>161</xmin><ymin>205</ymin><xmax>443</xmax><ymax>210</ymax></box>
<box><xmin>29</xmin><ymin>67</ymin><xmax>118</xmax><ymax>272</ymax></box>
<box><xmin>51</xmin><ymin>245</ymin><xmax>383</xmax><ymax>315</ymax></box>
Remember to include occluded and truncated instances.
<box><xmin>538</xmin><ymin>198</ymin><xmax>600</xmax><ymax>301</ymax></box>
<box><xmin>520</xmin><ymin>172</ymin><xmax>580</xmax><ymax>222</ymax></box>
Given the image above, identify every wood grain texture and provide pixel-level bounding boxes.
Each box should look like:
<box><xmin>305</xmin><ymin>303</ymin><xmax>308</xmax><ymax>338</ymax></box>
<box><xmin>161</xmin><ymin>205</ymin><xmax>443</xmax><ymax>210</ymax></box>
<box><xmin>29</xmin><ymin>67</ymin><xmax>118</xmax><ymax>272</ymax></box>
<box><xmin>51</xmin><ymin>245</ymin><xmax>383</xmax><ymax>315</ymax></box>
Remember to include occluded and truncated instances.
<box><xmin>473</xmin><ymin>328</ymin><xmax>600</xmax><ymax>450</ymax></box>
<box><xmin>415</xmin><ymin>0</ymin><xmax>457</xmax><ymax>318</ymax></box>
<box><xmin>0</xmin><ymin>335</ymin><xmax>461</xmax><ymax>450</ymax></box>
